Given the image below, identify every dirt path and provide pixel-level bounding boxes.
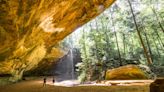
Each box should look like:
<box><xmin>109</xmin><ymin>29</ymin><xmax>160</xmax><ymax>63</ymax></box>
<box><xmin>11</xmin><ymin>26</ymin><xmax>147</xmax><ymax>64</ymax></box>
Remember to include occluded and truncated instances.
<box><xmin>0</xmin><ymin>78</ymin><xmax>152</xmax><ymax>92</ymax></box>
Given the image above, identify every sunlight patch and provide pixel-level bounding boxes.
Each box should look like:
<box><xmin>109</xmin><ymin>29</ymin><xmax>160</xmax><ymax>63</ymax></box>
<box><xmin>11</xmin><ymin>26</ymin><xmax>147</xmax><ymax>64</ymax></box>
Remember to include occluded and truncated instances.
<box><xmin>39</xmin><ymin>16</ymin><xmax>65</xmax><ymax>33</ymax></box>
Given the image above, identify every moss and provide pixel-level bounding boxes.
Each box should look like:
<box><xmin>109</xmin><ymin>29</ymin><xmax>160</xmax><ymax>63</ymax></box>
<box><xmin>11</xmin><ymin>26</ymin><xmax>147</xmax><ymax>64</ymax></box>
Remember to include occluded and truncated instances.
<box><xmin>0</xmin><ymin>77</ymin><xmax>12</xmax><ymax>86</ymax></box>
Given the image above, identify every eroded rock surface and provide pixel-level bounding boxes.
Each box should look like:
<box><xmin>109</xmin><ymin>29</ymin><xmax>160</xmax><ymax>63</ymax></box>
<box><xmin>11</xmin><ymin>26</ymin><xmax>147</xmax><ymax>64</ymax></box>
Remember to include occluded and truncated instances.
<box><xmin>0</xmin><ymin>0</ymin><xmax>115</xmax><ymax>81</ymax></box>
<box><xmin>105</xmin><ymin>65</ymin><xmax>148</xmax><ymax>80</ymax></box>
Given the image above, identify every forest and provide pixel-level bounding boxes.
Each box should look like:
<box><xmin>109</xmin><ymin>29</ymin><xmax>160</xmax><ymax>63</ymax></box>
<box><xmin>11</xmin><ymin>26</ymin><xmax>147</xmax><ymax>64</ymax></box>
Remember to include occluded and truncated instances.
<box><xmin>0</xmin><ymin>0</ymin><xmax>164</xmax><ymax>92</ymax></box>
<box><xmin>61</xmin><ymin>0</ymin><xmax>164</xmax><ymax>82</ymax></box>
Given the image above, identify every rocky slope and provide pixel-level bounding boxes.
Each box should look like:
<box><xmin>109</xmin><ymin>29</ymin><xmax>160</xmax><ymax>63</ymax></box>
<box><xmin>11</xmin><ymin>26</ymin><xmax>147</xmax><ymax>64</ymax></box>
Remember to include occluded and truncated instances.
<box><xmin>0</xmin><ymin>0</ymin><xmax>115</xmax><ymax>81</ymax></box>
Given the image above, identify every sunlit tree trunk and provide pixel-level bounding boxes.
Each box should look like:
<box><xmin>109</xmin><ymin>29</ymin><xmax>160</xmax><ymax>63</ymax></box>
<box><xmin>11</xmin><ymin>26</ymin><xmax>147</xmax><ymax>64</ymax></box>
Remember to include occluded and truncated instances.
<box><xmin>128</xmin><ymin>0</ymin><xmax>152</xmax><ymax>65</ymax></box>
<box><xmin>82</xmin><ymin>28</ymin><xmax>92</xmax><ymax>81</ymax></box>
<box><xmin>82</xmin><ymin>28</ymin><xmax>87</xmax><ymax>60</ymax></box>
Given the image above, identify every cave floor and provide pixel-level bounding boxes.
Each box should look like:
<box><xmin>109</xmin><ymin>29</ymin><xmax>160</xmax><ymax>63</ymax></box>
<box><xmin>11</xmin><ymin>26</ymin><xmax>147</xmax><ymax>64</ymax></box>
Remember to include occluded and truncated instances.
<box><xmin>0</xmin><ymin>78</ymin><xmax>153</xmax><ymax>92</ymax></box>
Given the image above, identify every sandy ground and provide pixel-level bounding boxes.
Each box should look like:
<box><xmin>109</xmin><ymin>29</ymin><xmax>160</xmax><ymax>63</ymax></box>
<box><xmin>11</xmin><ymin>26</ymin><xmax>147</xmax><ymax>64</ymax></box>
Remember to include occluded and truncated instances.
<box><xmin>0</xmin><ymin>78</ymin><xmax>153</xmax><ymax>92</ymax></box>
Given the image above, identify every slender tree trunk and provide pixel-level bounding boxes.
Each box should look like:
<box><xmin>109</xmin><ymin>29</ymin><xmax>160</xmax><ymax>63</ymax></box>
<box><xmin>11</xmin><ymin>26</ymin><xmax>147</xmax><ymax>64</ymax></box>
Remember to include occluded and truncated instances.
<box><xmin>90</xmin><ymin>22</ymin><xmax>101</xmax><ymax>61</ymax></box>
<box><xmin>151</xmin><ymin>7</ymin><xmax>164</xmax><ymax>48</ymax></box>
<box><xmin>100</xmin><ymin>15</ymin><xmax>111</xmax><ymax>79</ymax></box>
<box><xmin>123</xmin><ymin>33</ymin><xmax>126</xmax><ymax>57</ymax></box>
<box><xmin>128</xmin><ymin>0</ymin><xmax>152</xmax><ymax>65</ymax></box>
<box><xmin>82</xmin><ymin>28</ymin><xmax>87</xmax><ymax>60</ymax></box>
<box><xmin>152</xmin><ymin>34</ymin><xmax>161</xmax><ymax>57</ymax></box>
<box><xmin>100</xmin><ymin>16</ymin><xmax>110</xmax><ymax>61</ymax></box>
<box><xmin>154</xmin><ymin>31</ymin><xmax>164</xmax><ymax>48</ymax></box>
<box><xmin>110</xmin><ymin>10</ymin><xmax>122</xmax><ymax>66</ymax></box>
<box><xmin>126</xmin><ymin>33</ymin><xmax>130</xmax><ymax>55</ymax></box>
<box><xmin>114</xmin><ymin>32</ymin><xmax>122</xmax><ymax>66</ymax></box>
<box><xmin>143</xmin><ymin>29</ymin><xmax>154</xmax><ymax>62</ymax></box>
<box><xmin>151</xmin><ymin>7</ymin><xmax>164</xmax><ymax>33</ymax></box>
<box><xmin>141</xmin><ymin>21</ymin><xmax>154</xmax><ymax>62</ymax></box>
<box><xmin>104</xmin><ymin>28</ymin><xmax>111</xmax><ymax>61</ymax></box>
<box><xmin>131</xmin><ymin>33</ymin><xmax>135</xmax><ymax>57</ymax></box>
<box><xmin>82</xmin><ymin>28</ymin><xmax>92</xmax><ymax>81</ymax></box>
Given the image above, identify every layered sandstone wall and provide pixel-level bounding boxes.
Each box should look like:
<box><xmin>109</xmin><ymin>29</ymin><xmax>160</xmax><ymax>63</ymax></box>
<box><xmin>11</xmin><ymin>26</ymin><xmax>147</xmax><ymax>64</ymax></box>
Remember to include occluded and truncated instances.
<box><xmin>0</xmin><ymin>0</ymin><xmax>115</xmax><ymax>81</ymax></box>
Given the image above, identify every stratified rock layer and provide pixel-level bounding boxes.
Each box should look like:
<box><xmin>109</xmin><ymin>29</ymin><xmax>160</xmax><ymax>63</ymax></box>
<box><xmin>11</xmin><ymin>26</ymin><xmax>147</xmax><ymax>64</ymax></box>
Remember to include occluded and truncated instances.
<box><xmin>0</xmin><ymin>0</ymin><xmax>115</xmax><ymax>81</ymax></box>
<box><xmin>105</xmin><ymin>65</ymin><xmax>148</xmax><ymax>80</ymax></box>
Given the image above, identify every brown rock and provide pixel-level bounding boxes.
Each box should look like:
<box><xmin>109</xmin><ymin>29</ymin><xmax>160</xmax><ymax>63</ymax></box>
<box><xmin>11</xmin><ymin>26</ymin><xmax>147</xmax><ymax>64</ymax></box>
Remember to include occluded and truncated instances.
<box><xmin>150</xmin><ymin>78</ymin><xmax>164</xmax><ymax>92</ymax></box>
<box><xmin>0</xmin><ymin>0</ymin><xmax>116</xmax><ymax>81</ymax></box>
<box><xmin>105</xmin><ymin>65</ymin><xmax>148</xmax><ymax>80</ymax></box>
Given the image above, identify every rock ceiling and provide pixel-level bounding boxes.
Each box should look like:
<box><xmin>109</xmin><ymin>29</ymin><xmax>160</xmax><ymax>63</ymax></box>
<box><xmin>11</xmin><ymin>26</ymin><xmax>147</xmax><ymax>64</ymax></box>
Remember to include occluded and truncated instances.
<box><xmin>0</xmin><ymin>0</ymin><xmax>115</xmax><ymax>81</ymax></box>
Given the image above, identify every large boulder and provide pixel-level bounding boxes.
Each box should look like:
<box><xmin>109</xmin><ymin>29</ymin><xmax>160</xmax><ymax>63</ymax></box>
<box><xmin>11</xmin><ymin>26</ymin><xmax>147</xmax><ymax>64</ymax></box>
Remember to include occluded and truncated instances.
<box><xmin>105</xmin><ymin>65</ymin><xmax>148</xmax><ymax>80</ymax></box>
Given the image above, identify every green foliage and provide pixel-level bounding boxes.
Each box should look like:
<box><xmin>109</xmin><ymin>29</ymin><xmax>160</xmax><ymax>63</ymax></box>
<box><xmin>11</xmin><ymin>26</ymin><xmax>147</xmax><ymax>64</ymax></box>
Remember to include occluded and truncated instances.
<box><xmin>64</xmin><ymin>0</ymin><xmax>164</xmax><ymax>81</ymax></box>
<box><xmin>0</xmin><ymin>77</ymin><xmax>11</xmax><ymax>86</ymax></box>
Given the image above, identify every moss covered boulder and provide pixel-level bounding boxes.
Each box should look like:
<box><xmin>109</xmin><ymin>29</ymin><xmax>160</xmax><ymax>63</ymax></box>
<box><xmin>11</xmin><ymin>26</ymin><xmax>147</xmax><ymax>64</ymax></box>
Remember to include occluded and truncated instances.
<box><xmin>105</xmin><ymin>65</ymin><xmax>148</xmax><ymax>80</ymax></box>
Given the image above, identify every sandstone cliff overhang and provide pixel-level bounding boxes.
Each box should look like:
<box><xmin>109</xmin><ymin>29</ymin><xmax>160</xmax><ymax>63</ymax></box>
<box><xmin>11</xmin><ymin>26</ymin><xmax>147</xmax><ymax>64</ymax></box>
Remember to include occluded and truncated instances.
<box><xmin>0</xmin><ymin>0</ymin><xmax>115</xmax><ymax>80</ymax></box>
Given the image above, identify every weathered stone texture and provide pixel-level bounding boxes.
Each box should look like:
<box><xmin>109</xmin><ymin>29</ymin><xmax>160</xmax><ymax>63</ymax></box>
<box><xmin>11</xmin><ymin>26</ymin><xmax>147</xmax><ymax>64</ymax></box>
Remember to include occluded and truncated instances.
<box><xmin>0</xmin><ymin>0</ymin><xmax>115</xmax><ymax>81</ymax></box>
<box><xmin>105</xmin><ymin>65</ymin><xmax>148</xmax><ymax>80</ymax></box>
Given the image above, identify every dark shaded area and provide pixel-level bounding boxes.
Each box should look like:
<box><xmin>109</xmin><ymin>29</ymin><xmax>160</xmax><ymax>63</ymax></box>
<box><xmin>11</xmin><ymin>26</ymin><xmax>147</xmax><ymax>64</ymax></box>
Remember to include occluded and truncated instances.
<box><xmin>0</xmin><ymin>74</ymin><xmax>11</xmax><ymax>77</ymax></box>
<box><xmin>53</xmin><ymin>48</ymin><xmax>82</xmax><ymax>81</ymax></box>
<box><xmin>23</xmin><ymin>48</ymin><xmax>82</xmax><ymax>80</ymax></box>
<box><xmin>150</xmin><ymin>78</ymin><xmax>164</xmax><ymax>92</ymax></box>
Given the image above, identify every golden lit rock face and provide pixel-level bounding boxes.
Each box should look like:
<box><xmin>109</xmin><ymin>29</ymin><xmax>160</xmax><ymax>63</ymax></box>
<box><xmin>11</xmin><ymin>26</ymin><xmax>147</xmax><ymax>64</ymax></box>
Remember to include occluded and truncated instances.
<box><xmin>105</xmin><ymin>65</ymin><xmax>148</xmax><ymax>80</ymax></box>
<box><xmin>0</xmin><ymin>0</ymin><xmax>115</xmax><ymax>80</ymax></box>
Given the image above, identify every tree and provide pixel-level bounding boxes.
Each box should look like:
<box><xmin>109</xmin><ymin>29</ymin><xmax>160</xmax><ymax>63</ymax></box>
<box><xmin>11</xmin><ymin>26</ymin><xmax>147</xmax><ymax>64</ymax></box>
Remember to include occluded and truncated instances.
<box><xmin>128</xmin><ymin>0</ymin><xmax>152</xmax><ymax>65</ymax></box>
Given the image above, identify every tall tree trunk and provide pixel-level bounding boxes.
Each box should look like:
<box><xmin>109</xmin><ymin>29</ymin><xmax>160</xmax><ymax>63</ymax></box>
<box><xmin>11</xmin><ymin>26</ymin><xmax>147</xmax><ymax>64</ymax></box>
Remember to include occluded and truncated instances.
<box><xmin>82</xmin><ymin>28</ymin><xmax>87</xmax><ymax>60</ymax></box>
<box><xmin>151</xmin><ymin>6</ymin><xmax>164</xmax><ymax>48</ymax></box>
<box><xmin>100</xmin><ymin>16</ymin><xmax>110</xmax><ymax>61</ymax></box>
<box><xmin>130</xmin><ymin>33</ymin><xmax>135</xmax><ymax>58</ymax></box>
<box><xmin>143</xmin><ymin>28</ymin><xmax>154</xmax><ymax>62</ymax></box>
<box><xmin>154</xmin><ymin>31</ymin><xmax>164</xmax><ymax>48</ymax></box>
<box><xmin>100</xmin><ymin>15</ymin><xmax>111</xmax><ymax>79</ymax></box>
<box><xmin>115</xmin><ymin>32</ymin><xmax>122</xmax><ymax>66</ymax></box>
<box><xmin>123</xmin><ymin>33</ymin><xmax>126</xmax><ymax>57</ymax></box>
<box><xmin>90</xmin><ymin>22</ymin><xmax>101</xmax><ymax>62</ymax></box>
<box><xmin>104</xmin><ymin>27</ymin><xmax>111</xmax><ymax>61</ymax></box>
<box><xmin>110</xmin><ymin>9</ymin><xmax>122</xmax><ymax>66</ymax></box>
<box><xmin>152</xmin><ymin>34</ymin><xmax>161</xmax><ymax>57</ymax></box>
<box><xmin>128</xmin><ymin>0</ymin><xmax>152</xmax><ymax>65</ymax></box>
<box><xmin>82</xmin><ymin>28</ymin><xmax>92</xmax><ymax>81</ymax></box>
<box><xmin>151</xmin><ymin>7</ymin><xmax>164</xmax><ymax>33</ymax></box>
